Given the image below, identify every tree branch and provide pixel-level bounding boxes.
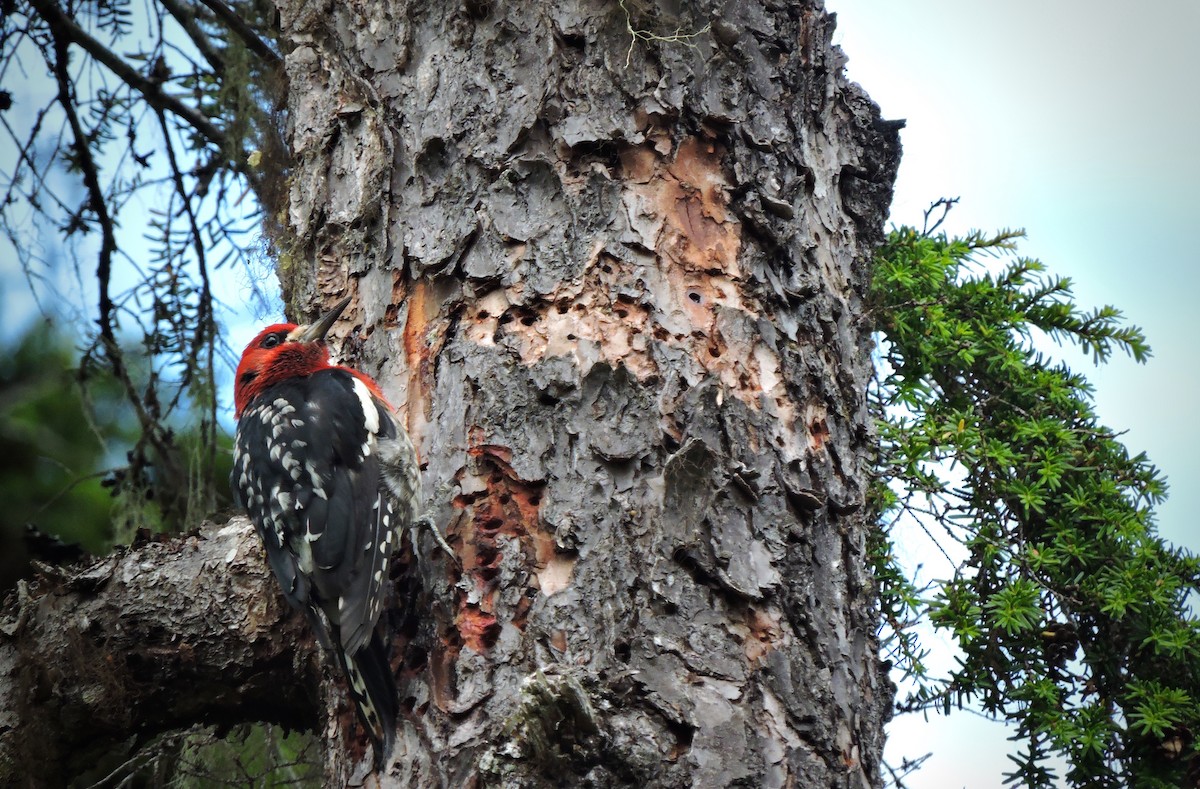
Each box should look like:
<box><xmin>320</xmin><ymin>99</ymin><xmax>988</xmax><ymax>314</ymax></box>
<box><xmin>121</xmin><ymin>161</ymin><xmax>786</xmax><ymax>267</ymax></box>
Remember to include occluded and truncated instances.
<box><xmin>194</xmin><ymin>0</ymin><xmax>283</xmax><ymax>66</ymax></box>
<box><xmin>0</xmin><ymin>518</ymin><xmax>320</xmax><ymax>787</ymax></box>
<box><xmin>27</xmin><ymin>0</ymin><xmax>227</xmax><ymax>148</ymax></box>
<box><xmin>158</xmin><ymin>0</ymin><xmax>227</xmax><ymax>77</ymax></box>
<box><xmin>155</xmin><ymin>104</ymin><xmax>219</xmax><ymax>502</ymax></box>
<box><xmin>49</xmin><ymin>24</ymin><xmax>187</xmax><ymax>516</ymax></box>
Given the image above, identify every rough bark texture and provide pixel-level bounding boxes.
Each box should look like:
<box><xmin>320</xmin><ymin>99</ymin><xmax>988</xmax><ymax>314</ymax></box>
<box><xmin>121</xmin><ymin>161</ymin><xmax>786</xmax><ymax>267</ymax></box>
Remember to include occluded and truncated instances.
<box><xmin>274</xmin><ymin>0</ymin><xmax>901</xmax><ymax>786</ymax></box>
<box><xmin>0</xmin><ymin>1</ymin><xmax>900</xmax><ymax>786</ymax></box>
<box><xmin>0</xmin><ymin>518</ymin><xmax>321</xmax><ymax>786</ymax></box>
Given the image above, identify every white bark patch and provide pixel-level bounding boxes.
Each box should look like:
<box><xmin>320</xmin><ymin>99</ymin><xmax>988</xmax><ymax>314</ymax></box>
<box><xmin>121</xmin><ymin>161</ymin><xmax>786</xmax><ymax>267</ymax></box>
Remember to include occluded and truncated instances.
<box><xmin>536</xmin><ymin>553</ymin><xmax>577</xmax><ymax>596</ymax></box>
<box><xmin>457</xmin><ymin>139</ymin><xmax>791</xmax><ymax>426</ymax></box>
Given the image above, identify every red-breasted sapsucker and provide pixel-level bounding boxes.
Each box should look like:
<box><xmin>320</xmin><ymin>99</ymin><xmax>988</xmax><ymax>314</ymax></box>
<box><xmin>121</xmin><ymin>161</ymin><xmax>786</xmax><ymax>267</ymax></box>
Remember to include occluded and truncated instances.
<box><xmin>231</xmin><ymin>296</ymin><xmax>418</xmax><ymax>757</ymax></box>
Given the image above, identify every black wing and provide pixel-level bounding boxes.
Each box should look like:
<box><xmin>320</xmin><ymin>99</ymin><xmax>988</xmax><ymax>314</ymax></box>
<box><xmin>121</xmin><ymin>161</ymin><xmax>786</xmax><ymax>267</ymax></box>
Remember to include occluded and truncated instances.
<box><xmin>232</xmin><ymin>368</ymin><xmax>400</xmax><ymax>653</ymax></box>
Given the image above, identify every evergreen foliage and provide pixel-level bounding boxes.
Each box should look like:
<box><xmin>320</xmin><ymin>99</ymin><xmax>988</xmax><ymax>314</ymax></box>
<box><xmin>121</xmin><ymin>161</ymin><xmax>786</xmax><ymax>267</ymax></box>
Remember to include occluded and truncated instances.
<box><xmin>870</xmin><ymin>213</ymin><xmax>1200</xmax><ymax>787</ymax></box>
<box><xmin>0</xmin><ymin>322</ymin><xmax>129</xmax><ymax>567</ymax></box>
<box><xmin>0</xmin><ymin>320</ymin><xmax>235</xmax><ymax>588</ymax></box>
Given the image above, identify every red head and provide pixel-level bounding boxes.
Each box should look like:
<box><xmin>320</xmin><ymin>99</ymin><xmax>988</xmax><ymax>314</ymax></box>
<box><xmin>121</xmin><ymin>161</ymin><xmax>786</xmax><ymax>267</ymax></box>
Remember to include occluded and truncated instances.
<box><xmin>234</xmin><ymin>297</ymin><xmax>351</xmax><ymax>417</ymax></box>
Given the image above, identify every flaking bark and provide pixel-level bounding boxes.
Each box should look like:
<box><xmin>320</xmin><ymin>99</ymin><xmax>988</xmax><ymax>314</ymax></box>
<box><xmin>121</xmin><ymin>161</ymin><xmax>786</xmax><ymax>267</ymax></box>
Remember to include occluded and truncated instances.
<box><xmin>277</xmin><ymin>0</ymin><xmax>901</xmax><ymax>785</ymax></box>
<box><xmin>0</xmin><ymin>518</ymin><xmax>321</xmax><ymax>787</ymax></box>
<box><xmin>2</xmin><ymin>1</ymin><xmax>901</xmax><ymax>786</ymax></box>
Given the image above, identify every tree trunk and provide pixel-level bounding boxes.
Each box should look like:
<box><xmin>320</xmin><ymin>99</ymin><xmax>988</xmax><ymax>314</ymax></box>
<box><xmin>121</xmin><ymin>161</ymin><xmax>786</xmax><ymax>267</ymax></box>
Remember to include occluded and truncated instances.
<box><xmin>277</xmin><ymin>0</ymin><xmax>900</xmax><ymax>785</ymax></box>
<box><xmin>0</xmin><ymin>1</ymin><xmax>900</xmax><ymax>786</ymax></box>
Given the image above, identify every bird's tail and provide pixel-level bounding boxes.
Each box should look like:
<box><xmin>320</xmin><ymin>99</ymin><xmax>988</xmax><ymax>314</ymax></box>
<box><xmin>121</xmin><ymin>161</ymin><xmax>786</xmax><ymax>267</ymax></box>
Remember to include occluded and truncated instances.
<box><xmin>338</xmin><ymin>630</ymin><xmax>398</xmax><ymax>765</ymax></box>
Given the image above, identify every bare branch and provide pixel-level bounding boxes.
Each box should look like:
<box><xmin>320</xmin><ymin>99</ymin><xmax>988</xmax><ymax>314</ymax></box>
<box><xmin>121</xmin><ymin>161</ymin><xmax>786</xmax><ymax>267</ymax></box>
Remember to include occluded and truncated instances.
<box><xmin>49</xmin><ymin>27</ymin><xmax>162</xmax><ymax>464</ymax></box>
<box><xmin>27</xmin><ymin>0</ymin><xmax>227</xmax><ymax>148</ymax></box>
<box><xmin>0</xmin><ymin>518</ymin><xmax>320</xmax><ymax>787</ymax></box>
<box><xmin>155</xmin><ymin>105</ymin><xmax>219</xmax><ymax>489</ymax></box>
<box><xmin>0</xmin><ymin>108</ymin><xmax>74</xmax><ymax>215</ymax></box>
<box><xmin>194</xmin><ymin>0</ymin><xmax>283</xmax><ymax>66</ymax></box>
<box><xmin>158</xmin><ymin>0</ymin><xmax>227</xmax><ymax>77</ymax></box>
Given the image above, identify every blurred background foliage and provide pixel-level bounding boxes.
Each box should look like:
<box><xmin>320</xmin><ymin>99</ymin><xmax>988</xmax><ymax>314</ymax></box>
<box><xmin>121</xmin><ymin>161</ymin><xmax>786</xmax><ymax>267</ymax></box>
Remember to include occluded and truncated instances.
<box><xmin>0</xmin><ymin>316</ymin><xmax>235</xmax><ymax>588</ymax></box>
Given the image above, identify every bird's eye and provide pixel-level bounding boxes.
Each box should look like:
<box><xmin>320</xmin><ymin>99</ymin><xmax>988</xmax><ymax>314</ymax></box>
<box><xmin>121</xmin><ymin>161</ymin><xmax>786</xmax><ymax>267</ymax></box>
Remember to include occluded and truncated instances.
<box><xmin>261</xmin><ymin>334</ymin><xmax>281</xmax><ymax>349</ymax></box>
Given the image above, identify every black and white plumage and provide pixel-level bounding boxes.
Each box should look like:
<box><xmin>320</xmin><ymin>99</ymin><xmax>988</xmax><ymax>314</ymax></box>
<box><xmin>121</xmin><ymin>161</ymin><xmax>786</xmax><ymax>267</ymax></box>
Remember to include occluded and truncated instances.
<box><xmin>233</xmin><ymin>370</ymin><xmax>416</xmax><ymax>654</ymax></box>
<box><xmin>231</xmin><ymin>300</ymin><xmax>424</xmax><ymax>759</ymax></box>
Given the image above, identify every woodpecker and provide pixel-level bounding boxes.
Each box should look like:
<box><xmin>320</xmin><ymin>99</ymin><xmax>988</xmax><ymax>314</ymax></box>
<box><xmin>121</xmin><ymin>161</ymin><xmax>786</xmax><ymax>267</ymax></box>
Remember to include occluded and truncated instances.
<box><xmin>231</xmin><ymin>296</ymin><xmax>419</xmax><ymax>759</ymax></box>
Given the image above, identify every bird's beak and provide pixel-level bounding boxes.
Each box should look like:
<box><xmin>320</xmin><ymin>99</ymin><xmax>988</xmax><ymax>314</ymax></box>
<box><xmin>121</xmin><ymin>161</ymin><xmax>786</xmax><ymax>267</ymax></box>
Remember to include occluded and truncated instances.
<box><xmin>291</xmin><ymin>296</ymin><xmax>352</xmax><ymax>343</ymax></box>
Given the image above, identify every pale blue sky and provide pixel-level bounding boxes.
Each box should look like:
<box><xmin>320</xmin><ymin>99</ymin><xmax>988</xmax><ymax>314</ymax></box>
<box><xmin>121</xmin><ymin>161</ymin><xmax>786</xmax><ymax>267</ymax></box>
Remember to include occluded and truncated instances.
<box><xmin>829</xmin><ymin>1</ymin><xmax>1200</xmax><ymax>785</ymax></box>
